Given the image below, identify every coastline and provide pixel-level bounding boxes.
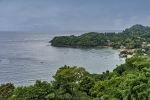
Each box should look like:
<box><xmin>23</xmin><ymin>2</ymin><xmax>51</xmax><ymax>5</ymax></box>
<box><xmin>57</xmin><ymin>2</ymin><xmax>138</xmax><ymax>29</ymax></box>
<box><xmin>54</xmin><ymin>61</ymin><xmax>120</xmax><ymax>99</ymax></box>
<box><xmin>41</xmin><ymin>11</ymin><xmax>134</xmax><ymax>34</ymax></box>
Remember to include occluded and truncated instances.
<box><xmin>51</xmin><ymin>44</ymin><xmax>113</xmax><ymax>49</ymax></box>
<box><xmin>51</xmin><ymin>44</ymin><xmax>134</xmax><ymax>58</ymax></box>
<box><xmin>117</xmin><ymin>48</ymin><xmax>135</xmax><ymax>58</ymax></box>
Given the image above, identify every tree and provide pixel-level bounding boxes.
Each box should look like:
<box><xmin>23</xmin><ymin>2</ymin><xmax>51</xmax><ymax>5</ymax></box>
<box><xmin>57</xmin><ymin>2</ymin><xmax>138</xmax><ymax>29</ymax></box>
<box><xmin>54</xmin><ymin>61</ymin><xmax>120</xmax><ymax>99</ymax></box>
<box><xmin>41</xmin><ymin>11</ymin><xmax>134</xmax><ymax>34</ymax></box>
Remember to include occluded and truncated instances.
<box><xmin>52</xmin><ymin>65</ymin><xmax>89</xmax><ymax>100</ymax></box>
<box><xmin>0</xmin><ymin>83</ymin><xmax>15</xmax><ymax>100</ymax></box>
<box><xmin>9</xmin><ymin>80</ymin><xmax>54</xmax><ymax>100</ymax></box>
<box><xmin>121</xmin><ymin>72</ymin><xmax>150</xmax><ymax>100</ymax></box>
<box><xmin>113</xmin><ymin>64</ymin><xmax>126</xmax><ymax>75</ymax></box>
<box><xmin>89</xmin><ymin>76</ymin><xmax>123</xmax><ymax>100</ymax></box>
<box><xmin>79</xmin><ymin>76</ymin><xmax>95</xmax><ymax>95</ymax></box>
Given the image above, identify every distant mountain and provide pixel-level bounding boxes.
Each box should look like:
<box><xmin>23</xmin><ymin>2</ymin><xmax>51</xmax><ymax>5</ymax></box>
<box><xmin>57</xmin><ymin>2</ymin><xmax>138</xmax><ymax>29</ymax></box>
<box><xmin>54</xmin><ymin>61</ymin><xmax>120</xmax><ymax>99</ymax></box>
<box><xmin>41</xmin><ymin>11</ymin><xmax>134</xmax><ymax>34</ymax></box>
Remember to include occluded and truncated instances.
<box><xmin>123</xmin><ymin>24</ymin><xmax>150</xmax><ymax>34</ymax></box>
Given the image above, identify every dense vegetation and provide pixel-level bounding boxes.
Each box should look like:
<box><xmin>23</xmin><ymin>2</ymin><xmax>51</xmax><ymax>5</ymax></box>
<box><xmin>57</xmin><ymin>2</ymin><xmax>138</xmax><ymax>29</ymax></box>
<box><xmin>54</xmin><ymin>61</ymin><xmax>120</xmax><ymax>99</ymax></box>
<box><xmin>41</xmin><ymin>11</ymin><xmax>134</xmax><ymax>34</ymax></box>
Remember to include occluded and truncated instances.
<box><xmin>2</xmin><ymin>55</ymin><xmax>150</xmax><ymax>100</ymax></box>
<box><xmin>50</xmin><ymin>24</ymin><xmax>150</xmax><ymax>56</ymax></box>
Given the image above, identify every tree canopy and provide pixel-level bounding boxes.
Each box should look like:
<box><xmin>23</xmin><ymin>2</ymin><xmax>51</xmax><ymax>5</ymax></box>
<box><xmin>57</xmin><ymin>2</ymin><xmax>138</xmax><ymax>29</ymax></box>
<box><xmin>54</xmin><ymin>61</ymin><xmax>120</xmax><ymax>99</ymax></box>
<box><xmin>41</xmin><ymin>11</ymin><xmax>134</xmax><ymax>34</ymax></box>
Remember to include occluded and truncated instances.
<box><xmin>50</xmin><ymin>24</ymin><xmax>150</xmax><ymax>50</ymax></box>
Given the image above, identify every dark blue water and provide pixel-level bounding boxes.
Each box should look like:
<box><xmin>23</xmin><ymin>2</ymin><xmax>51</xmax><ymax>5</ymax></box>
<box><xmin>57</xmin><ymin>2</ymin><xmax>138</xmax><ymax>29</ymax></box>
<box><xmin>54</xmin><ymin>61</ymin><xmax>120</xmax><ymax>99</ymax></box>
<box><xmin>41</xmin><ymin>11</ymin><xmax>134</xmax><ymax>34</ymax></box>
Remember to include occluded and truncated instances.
<box><xmin>0</xmin><ymin>32</ymin><xmax>125</xmax><ymax>86</ymax></box>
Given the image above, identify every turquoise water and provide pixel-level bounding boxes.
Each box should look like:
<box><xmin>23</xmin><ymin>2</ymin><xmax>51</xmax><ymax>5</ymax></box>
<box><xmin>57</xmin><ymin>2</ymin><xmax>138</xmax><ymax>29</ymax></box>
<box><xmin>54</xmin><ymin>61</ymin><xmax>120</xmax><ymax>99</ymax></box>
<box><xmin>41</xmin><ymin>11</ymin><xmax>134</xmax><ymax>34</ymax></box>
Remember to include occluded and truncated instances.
<box><xmin>0</xmin><ymin>32</ymin><xmax>125</xmax><ymax>86</ymax></box>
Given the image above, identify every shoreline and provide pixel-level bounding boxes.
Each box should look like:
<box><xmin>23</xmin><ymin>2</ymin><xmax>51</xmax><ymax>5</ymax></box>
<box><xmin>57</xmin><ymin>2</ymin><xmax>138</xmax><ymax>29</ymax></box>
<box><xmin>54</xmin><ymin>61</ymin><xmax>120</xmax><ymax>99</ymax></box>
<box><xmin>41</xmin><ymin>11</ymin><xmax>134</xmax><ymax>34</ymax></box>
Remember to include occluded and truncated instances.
<box><xmin>117</xmin><ymin>48</ymin><xmax>135</xmax><ymax>58</ymax></box>
<box><xmin>51</xmin><ymin>44</ymin><xmax>134</xmax><ymax>58</ymax></box>
<box><xmin>51</xmin><ymin>44</ymin><xmax>114</xmax><ymax>49</ymax></box>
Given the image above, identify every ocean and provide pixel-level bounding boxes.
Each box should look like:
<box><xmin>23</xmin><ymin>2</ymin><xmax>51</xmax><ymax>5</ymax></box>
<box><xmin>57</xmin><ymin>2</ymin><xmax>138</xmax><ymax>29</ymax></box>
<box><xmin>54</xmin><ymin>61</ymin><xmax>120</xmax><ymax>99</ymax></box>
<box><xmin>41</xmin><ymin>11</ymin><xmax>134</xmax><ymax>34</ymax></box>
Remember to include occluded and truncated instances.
<box><xmin>0</xmin><ymin>31</ymin><xmax>125</xmax><ymax>86</ymax></box>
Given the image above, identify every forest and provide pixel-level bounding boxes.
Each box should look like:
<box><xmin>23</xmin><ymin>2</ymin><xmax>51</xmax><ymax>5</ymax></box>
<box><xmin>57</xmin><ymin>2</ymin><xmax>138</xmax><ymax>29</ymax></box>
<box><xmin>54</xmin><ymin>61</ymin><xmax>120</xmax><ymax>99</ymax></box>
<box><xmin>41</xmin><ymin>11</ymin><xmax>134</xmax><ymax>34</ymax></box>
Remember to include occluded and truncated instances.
<box><xmin>1</xmin><ymin>55</ymin><xmax>150</xmax><ymax>100</ymax></box>
<box><xmin>50</xmin><ymin>24</ymin><xmax>150</xmax><ymax>56</ymax></box>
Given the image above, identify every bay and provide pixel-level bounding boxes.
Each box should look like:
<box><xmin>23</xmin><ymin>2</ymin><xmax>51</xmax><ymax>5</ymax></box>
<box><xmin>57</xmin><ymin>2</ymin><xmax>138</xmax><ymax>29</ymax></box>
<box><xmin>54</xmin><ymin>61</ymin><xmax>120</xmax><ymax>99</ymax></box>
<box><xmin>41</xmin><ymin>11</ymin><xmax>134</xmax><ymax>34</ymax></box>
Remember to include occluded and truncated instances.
<box><xmin>0</xmin><ymin>32</ymin><xmax>125</xmax><ymax>86</ymax></box>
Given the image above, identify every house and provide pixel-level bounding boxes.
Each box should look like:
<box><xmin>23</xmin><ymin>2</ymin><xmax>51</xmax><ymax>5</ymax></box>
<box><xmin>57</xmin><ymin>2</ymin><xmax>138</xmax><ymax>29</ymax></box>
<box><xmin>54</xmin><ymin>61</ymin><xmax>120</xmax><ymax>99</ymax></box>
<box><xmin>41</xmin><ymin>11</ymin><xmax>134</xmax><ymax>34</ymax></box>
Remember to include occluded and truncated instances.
<box><xmin>147</xmin><ymin>44</ymin><xmax>150</xmax><ymax>46</ymax></box>
<box><xmin>107</xmin><ymin>40</ymin><xmax>114</xmax><ymax>46</ymax></box>
<box><xmin>142</xmin><ymin>42</ymin><xmax>147</xmax><ymax>47</ymax></box>
<box><xmin>142</xmin><ymin>49</ymin><xmax>145</xmax><ymax>52</ymax></box>
<box><xmin>120</xmin><ymin>45</ymin><xmax>126</xmax><ymax>49</ymax></box>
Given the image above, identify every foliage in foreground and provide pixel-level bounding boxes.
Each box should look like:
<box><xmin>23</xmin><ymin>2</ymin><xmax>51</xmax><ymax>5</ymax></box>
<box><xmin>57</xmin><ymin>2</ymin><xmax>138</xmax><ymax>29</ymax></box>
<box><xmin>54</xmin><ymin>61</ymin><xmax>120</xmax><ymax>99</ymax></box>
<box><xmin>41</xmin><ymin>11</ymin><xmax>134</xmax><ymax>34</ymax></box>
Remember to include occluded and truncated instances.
<box><xmin>1</xmin><ymin>56</ymin><xmax>150</xmax><ymax>100</ymax></box>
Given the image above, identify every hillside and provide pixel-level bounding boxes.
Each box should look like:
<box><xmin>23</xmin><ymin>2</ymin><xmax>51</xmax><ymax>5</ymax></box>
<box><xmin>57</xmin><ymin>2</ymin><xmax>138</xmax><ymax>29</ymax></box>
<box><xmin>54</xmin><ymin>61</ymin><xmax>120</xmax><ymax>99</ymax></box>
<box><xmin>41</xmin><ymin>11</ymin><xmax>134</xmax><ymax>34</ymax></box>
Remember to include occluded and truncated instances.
<box><xmin>50</xmin><ymin>24</ymin><xmax>150</xmax><ymax>56</ymax></box>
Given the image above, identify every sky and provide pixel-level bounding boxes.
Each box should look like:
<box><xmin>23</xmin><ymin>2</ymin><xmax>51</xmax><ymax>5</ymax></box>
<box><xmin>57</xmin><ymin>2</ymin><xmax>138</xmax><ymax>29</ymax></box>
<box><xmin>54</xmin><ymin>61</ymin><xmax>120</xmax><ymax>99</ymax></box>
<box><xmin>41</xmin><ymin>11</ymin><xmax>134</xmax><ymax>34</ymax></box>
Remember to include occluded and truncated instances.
<box><xmin>0</xmin><ymin>0</ymin><xmax>150</xmax><ymax>31</ymax></box>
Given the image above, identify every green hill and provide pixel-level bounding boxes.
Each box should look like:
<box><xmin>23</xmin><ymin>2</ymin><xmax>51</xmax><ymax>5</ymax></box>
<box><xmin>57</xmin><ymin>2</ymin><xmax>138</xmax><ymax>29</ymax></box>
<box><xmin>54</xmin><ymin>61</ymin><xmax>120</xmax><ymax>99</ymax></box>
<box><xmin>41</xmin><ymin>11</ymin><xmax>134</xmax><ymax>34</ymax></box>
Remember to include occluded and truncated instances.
<box><xmin>50</xmin><ymin>24</ymin><xmax>150</xmax><ymax>56</ymax></box>
<box><xmin>50</xmin><ymin>24</ymin><xmax>150</xmax><ymax>48</ymax></box>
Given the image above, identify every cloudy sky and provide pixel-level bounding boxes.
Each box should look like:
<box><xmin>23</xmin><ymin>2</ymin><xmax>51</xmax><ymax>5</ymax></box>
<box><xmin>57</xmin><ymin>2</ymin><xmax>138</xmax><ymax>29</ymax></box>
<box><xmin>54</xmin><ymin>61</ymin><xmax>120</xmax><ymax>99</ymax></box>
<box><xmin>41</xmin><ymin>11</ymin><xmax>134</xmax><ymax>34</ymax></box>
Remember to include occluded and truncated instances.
<box><xmin>0</xmin><ymin>0</ymin><xmax>150</xmax><ymax>31</ymax></box>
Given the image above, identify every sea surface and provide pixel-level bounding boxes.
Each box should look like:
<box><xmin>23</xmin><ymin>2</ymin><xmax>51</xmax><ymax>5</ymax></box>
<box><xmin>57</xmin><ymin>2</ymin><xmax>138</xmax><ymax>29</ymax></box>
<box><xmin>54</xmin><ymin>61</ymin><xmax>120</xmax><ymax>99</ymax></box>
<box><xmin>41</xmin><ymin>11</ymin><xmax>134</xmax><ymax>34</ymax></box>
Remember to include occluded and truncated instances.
<box><xmin>0</xmin><ymin>31</ymin><xmax>125</xmax><ymax>86</ymax></box>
